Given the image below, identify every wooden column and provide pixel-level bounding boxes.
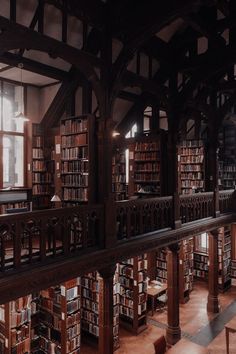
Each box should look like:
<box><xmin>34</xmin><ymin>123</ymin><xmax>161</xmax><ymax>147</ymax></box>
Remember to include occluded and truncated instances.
<box><xmin>167</xmin><ymin>130</ymin><xmax>181</xmax><ymax>229</ymax></box>
<box><xmin>147</xmin><ymin>251</ymin><xmax>157</xmax><ymax>280</ymax></box>
<box><xmin>205</xmin><ymin>138</ymin><xmax>220</xmax><ymax>217</ymax></box>
<box><xmin>207</xmin><ymin>230</ymin><xmax>220</xmax><ymax>313</ymax></box>
<box><xmin>98</xmin><ymin>265</ymin><xmax>116</xmax><ymax>354</ymax></box>
<box><xmin>166</xmin><ymin>243</ymin><xmax>181</xmax><ymax>345</ymax></box>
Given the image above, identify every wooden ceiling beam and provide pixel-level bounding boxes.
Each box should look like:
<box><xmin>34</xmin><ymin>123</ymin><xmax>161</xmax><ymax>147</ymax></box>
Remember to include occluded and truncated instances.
<box><xmin>118</xmin><ymin>90</ymin><xmax>140</xmax><ymax>102</ymax></box>
<box><xmin>182</xmin><ymin>13</ymin><xmax>225</xmax><ymax>47</ymax></box>
<box><xmin>43</xmin><ymin>0</ymin><xmax>105</xmax><ymax>30</ymax></box>
<box><xmin>123</xmin><ymin>70</ymin><xmax>169</xmax><ymax>98</ymax></box>
<box><xmin>0</xmin><ymin>52</ymin><xmax>68</xmax><ymax>81</ymax></box>
<box><xmin>0</xmin><ymin>15</ymin><xmax>102</xmax><ymax>70</ymax></box>
<box><xmin>141</xmin><ymin>36</ymin><xmax>172</xmax><ymax>63</ymax></box>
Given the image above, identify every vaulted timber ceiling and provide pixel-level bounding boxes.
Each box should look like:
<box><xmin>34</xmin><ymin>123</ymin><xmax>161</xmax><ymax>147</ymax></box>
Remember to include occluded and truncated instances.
<box><xmin>0</xmin><ymin>0</ymin><xmax>235</xmax><ymax>129</ymax></box>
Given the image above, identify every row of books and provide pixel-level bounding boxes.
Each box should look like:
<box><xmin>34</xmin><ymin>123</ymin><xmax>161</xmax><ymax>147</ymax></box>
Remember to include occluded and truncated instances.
<box><xmin>61</xmin><ymin>118</ymin><xmax>88</xmax><ymax>135</ymax></box>
<box><xmin>61</xmin><ymin>147</ymin><xmax>88</xmax><ymax>160</ymax></box>
<box><xmin>0</xmin><ymin>201</ymin><xmax>30</xmax><ymax>214</ymax></box>
<box><xmin>180</xmin><ymin>147</ymin><xmax>204</xmax><ymax>155</ymax></box>
<box><xmin>32</xmin><ymin>185</ymin><xmax>51</xmax><ymax>195</ymax></box>
<box><xmin>61</xmin><ymin>133</ymin><xmax>87</xmax><ymax>147</ymax></box>
<box><xmin>32</xmin><ymin>148</ymin><xmax>44</xmax><ymax>159</ymax></box>
<box><xmin>33</xmin><ymin>172</ymin><xmax>52</xmax><ymax>183</ymax></box>
<box><xmin>112</xmin><ymin>174</ymin><xmax>126</xmax><ymax>183</ymax></box>
<box><xmin>62</xmin><ymin>188</ymin><xmax>88</xmax><ymax>201</ymax></box>
<box><xmin>135</xmin><ymin>162</ymin><xmax>160</xmax><ymax>171</ymax></box>
<box><xmin>180</xmin><ymin>156</ymin><xmax>204</xmax><ymax>163</ymax></box>
<box><xmin>134</xmin><ymin>151</ymin><xmax>160</xmax><ymax>161</ymax></box>
<box><xmin>182</xmin><ymin>140</ymin><xmax>203</xmax><ymax>147</ymax></box>
<box><xmin>180</xmin><ymin>172</ymin><xmax>203</xmax><ymax>179</ymax></box>
<box><xmin>32</xmin><ymin>160</ymin><xmax>46</xmax><ymax>171</ymax></box>
<box><xmin>61</xmin><ymin>160</ymin><xmax>89</xmax><ymax>173</ymax></box>
<box><xmin>62</xmin><ymin>174</ymin><xmax>88</xmax><ymax>187</ymax></box>
<box><xmin>181</xmin><ymin>180</ymin><xmax>204</xmax><ymax>188</ymax></box>
<box><xmin>134</xmin><ymin>142</ymin><xmax>159</xmax><ymax>151</ymax></box>
<box><xmin>134</xmin><ymin>172</ymin><xmax>160</xmax><ymax>181</ymax></box>
<box><xmin>180</xmin><ymin>165</ymin><xmax>202</xmax><ymax>172</ymax></box>
<box><xmin>32</xmin><ymin>136</ymin><xmax>43</xmax><ymax>148</ymax></box>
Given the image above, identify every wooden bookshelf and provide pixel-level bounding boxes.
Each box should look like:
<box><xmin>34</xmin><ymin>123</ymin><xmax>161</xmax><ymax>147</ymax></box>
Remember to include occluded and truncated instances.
<box><xmin>155</xmin><ymin>241</ymin><xmax>193</xmax><ymax>304</ymax></box>
<box><xmin>0</xmin><ymin>295</ymin><xmax>32</xmax><ymax>354</ymax></box>
<box><xmin>81</xmin><ymin>272</ymin><xmax>99</xmax><ymax>343</ymax></box>
<box><xmin>218</xmin><ymin>226</ymin><xmax>231</xmax><ymax>292</ymax></box>
<box><xmin>193</xmin><ymin>228</ymin><xmax>232</xmax><ymax>291</ymax></box>
<box><xmin>127</xmin><ymin>134</ymin><xmax>163</xmax><ymax>197</ymax></box>
<box><xmin>81</xmin><ymin>271</ymin><xmax>120</xmax><ymax>350</ymax></box>
<box><xmin>118</xmin><ymin>255</ymin><xmax>148</xmax><ymax>334</ymax></box>
<box><xmin>112</xmin><ymin>148</ymin><xmax>127</xmax><ymax>201</ymax></box>
<box><xmin>231</xmin><ymin>260</ymin><xmax>236</xmax><ymax>278</ymax></box>
<box><xmin>156</xmin><ymin>248</ymin><xmax>167</xmax><ymax>284</ymax></box>
<box><xmin>179</xmin><ymin>140</ymin><xmax>205</xmax><ymax>195</ymax></box>
<box><xmin>193</xmin><ymin>251</ymin><xmax>209</xmax><ymax>280</ymax></box>
<box><xmin>32</xmin><ymin>124</ymin><xmax>54</xmax><ymax>210</ymax></box>
<box><xmin>60</xmin><ymin>115</ymin><xmax>95</xmax><ymax>205</ymax></box>
<box><xmin>179</xmin><ymin>239</ymin><xmax>194</xmax><ymax>303</ymax></box>
<box><xmin>0</xmin><ymin>188</ymin><xmax>32</xmax><ymax>214</ymax></box>
<box><xmin>39</xmin><ymin>278</ymin><xmax>81</xmax><ymax>353</ymax></box>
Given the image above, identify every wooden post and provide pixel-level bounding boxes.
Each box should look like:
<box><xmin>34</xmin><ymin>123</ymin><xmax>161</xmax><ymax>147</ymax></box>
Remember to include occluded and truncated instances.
<box><xmin>98</xmin><ymin>265</ymin><xmax>116</xmax><ymax>354</ymax></box>
<box><xmin>205</xmin><ymin>140</ymin><xmax>220</xmax><ymax>217</ymax></box>
<box><xmin>166</xmin><ymin>243</ymin><xmax>181</xmax><ymax>345</ymax></box>
<box><xmin>207</xmin><ymin>230</ymin><xmax>220</xmax><ymax>313</ymax></box>
<box><xmin>167</xmin><ymin>131</ymin><xmax>181</xmax><ymax>229</ymax></box>
<box><xmin>147</xmin><ymin>251</ymin><xmax>157</xmax><ymax>280</ymax></box>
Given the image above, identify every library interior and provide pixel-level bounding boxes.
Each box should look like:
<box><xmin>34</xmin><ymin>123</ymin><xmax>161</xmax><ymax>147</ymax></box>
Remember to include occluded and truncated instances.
<box><xmin>2</xmin><ymin>1</ymin><xmax>236</xmax><ymax>353</ymax></box>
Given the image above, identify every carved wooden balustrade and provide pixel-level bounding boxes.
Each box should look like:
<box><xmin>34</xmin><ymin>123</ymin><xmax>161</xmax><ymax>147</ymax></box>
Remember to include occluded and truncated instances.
<box><xmin>219</xmin><ymin>189</ymin><xmax>235</xmax><ymax>214</ymax></box>
<box><xmin>115</xmin><ymin>190</ymin><xmax>236</xmax><ymax>240</ymax></box>
<box><xmin>115</xmin><ymin>196</ymin><xmax>173</xmax><ymax>240</ymax></box>
<box><xmin>180</xmin><ymin>192</ymin><xmax>214</xmax><ymax>223</ymax></box>
<box><xmin>0</xmin><ymin>205</ymin><xmax>103</xmax><ymax>275</ymax></box>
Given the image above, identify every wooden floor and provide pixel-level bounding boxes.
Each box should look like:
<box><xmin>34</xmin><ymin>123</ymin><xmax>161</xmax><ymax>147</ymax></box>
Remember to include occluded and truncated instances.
<box><xmin>81</xmin><ymin>281</ymin><xmax>236</xmax><ymax>354</ymax></box>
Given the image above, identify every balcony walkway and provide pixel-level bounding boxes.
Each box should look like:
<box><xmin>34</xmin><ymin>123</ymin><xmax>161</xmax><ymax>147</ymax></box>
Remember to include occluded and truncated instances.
<box><xmin>0</xmin><ymin>190</ymin><xmax>235</xmax><ymax>303</ymax></box>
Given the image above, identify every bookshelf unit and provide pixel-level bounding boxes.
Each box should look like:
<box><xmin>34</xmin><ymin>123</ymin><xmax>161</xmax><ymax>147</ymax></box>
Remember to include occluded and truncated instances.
<box><xmin>118</xmin><ymin>255</ymin><xmax>148</xmax><ymax>334</ymax></box>
<box><xmin>81</xmin><ymin>271</ymin><xmax>119</xmax><ymax>350</ymax></box>
<box><xmin>81</xmin><ymin>272</ymin><xmax>99</xmax><ymax>344</ymax></box>
<box><xmin>179</xmin><ymin>140</ymin><xmax>205</xmax><ymax>195</ymax></box>
<box><xmin>128</xmin><ymin>134</ymin><xmax>163</xmax><ymax>197</ymax></box>
<box><xmin>32</xmin><ymin>124</ymin><xmax>54</xmax><ymax>210</ymax></box>
<box><xmin>218</xmin><ymin>226</ymin><xmax>232</xmax><ymax>292</ymax></box>
<box><xmin>193</xmin><ymin>252</ymin><xmax>209</xmax><ymax>280</ymax></box>
<box><xmin>60</xmin><ymin>115</ymin><xmax>95</xmax><ymax>206</ymax></box>
<box><xmin>0</xmin><ymin>188</ymin><xmax>32</xmax><ymax>214</ymax></box>
<box><xmin>156</xmin><ymin>249</ymin><xmax>167</xmax><ymax>284</ymax></box>
<box><xmin>179</xmin><ymin>239</ymin><xmax>194</xmax><ymax>303</ymax></box>
<box><xmin>38</xmin><ymin>278</ymin><xmax>81</xmax><ymax>354</ymax></box>
<box><xmin>193</xmin><ymin>228</ymin><xmax>232</xmax><ymax>291</ymax></box>
<box><xmin>155</xmin><ymin>241</ymin><xmax>193</xmax><ymax>303</ymax></box>
<box><xmin>112</xmin><ymin>147</ymin><xmax>127</xmax><ymax>201</ymax></box>
<box><xmin>0</xmin><ymin>295</ymin><xmax>32</xmax><ymax>354</ymax></box>
<box><xmin>231</xmin><ymin>260</ymin><xmax>236</xmax><ymax>278</ymax></box>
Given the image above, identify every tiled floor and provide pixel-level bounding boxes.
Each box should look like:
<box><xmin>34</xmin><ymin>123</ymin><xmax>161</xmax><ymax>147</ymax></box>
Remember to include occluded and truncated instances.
<box><xmin>81</xmin><ymin>281</ymin><xmax>236</xmax><ymax>353</ymax></box>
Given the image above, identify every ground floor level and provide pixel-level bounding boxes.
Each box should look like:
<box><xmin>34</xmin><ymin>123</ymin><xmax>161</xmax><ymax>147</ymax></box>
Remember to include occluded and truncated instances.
<box><xmin>82</xmin><ymin>281</ymin><xmax>236</xmax><ymax>354</ymax></box>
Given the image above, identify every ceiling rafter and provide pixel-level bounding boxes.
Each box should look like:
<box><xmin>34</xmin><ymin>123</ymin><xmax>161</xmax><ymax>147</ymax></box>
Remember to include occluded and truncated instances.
<box><xmin>0</xmin><ymin>52</ymin><xmax>68</xmax><ymax>81</ymax></box>
<box><xmin>0</xmin><ymin>15</ymin><xmax>102</xmax><ymax>70</ymax></box>
<box><xmin>111</xmin><ymin>0</ymin><xmax>210</xmax><ymax>105</ymax></box>
<box><xmin>43</xmin><ymin>0</ymin><xmax>106</xmax><ymax>30</ymax></box>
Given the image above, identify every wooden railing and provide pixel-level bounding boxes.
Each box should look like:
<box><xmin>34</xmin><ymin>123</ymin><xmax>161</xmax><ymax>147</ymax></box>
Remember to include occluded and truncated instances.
<box><xmin>219</xmin><ymin>189</ymin><xmax>235</xmax><ymax>214</ymax></box>
<box><xmin>115</xmin><ymin>197</ymin><xmax>173</xmax><ymax>240</ymax></box>
<box><xmin>0</xmin><ymin>205</ymin><xmax>104</xmax><ymax>275</ymax></box>
<box><xmin>0</xmin><ymin>190</ymin><xmax>235</xmax><ymax>274</ymax></box>
<box><xmin>116</xmin><ymin>190</ymin><xmax>236</xmax><ymax>240</ymax></box>
<box><xmin>180</xmin><ymin>192</ymin><xmax>214</xmax><ymax>223</ymax></box>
